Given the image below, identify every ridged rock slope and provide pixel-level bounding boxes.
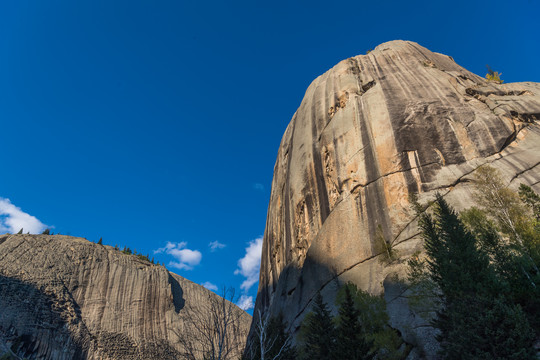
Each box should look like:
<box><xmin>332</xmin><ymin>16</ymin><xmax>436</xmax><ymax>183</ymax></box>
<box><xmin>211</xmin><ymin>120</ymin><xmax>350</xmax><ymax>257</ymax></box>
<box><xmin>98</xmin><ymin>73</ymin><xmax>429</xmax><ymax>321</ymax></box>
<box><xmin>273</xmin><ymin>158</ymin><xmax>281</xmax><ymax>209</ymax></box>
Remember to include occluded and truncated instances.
<box><xmin>253</xmin><ymin>40</ymin><xmax>540</xmax><ymax>357</ymax></box>
<box><xmin>0</xmin><ymin>234</ymin><xmax>251</xmax><ymax>359</ymax></box>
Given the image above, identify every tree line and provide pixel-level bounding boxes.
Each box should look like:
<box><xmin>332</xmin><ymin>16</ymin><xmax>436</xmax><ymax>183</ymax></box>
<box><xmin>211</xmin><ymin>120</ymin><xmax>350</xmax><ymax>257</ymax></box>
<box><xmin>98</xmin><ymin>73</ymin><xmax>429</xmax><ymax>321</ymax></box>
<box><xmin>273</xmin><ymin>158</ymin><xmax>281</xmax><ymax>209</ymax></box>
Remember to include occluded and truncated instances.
<box><xmin>244</xmin><ymin>165</ymin><xmax>539</xmax><ymax>360</ymax></box>
<box><xmin>408</xmin><ymin>166</ymin><xmax>539</xmax><ymax>359</ymax></box>
<box><xmin>159</xmin><ymin>165</ymin><xmax>539</xmax><ymax>360</ymax></box>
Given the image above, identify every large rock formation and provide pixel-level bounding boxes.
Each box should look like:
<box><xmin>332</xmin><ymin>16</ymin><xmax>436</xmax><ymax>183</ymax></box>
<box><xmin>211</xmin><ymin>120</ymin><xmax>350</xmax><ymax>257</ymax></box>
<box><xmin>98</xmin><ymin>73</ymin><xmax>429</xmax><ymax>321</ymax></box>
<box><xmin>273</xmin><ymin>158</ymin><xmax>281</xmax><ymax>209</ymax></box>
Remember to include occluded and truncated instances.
<box><xmin>253</xmin><ymin>40</ymin><xmax>540</xmax><ymax>357</ymax></box>
<box><xmin>0</xmin><ymin>234</ymin><xmax>251</xmax><ymax>359</ymax></box>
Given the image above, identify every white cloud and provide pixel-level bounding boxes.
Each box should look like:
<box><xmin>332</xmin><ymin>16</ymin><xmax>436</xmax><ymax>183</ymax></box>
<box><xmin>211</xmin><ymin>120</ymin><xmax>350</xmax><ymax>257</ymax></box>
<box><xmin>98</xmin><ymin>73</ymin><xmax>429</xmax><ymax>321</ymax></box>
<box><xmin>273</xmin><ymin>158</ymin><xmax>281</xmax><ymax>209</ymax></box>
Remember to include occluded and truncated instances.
<box><xmin>0</xmin><ymin>198</ymin><xmax>48</xmax><ymax>234</ymax></box>
<box><xmin>208</xmin><ymin>240</ymin><xmax>226</xmax><ymax>252</ymax></box>
<box><xmin>202</xmin><ymin>281</ymin><xmax>218</xmax><ymax>291</ymax></box>
<box><xmin>237</xmin><ymin>295</ymin><xmax>254</xmax><ymax>310</ymax></box>
<box><xmin>154</xmin><ymin>241</ymin><xmax>202</xmax><ymax>270</ymax></box>
<box><xmin>234</xmin><ymin>236</ymin><xmax>263</xmax><ymax>292</ymax></box>
<box><xmin>253</xmin><ymin>183</ymin><xmax>264</xmax><ymax>191</ymax></box>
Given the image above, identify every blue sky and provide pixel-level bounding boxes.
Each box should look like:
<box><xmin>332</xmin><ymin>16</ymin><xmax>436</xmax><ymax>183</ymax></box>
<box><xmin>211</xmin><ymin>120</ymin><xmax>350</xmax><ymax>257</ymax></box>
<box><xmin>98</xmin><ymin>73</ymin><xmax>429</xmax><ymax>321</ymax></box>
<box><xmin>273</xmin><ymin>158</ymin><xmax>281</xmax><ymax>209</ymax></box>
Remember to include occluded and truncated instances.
<box><xmin>1</xmin><ymin>0</ymin><xmax>539</xmax><ymax>312</ymax></box>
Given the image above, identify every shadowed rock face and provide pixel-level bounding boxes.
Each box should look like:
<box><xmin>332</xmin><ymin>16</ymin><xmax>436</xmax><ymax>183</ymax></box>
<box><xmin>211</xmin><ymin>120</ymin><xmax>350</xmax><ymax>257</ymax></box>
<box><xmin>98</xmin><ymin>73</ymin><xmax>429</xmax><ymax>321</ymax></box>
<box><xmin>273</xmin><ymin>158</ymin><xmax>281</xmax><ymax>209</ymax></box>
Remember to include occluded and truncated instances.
<box><xmin>252</xmin><ymin>40</ymin><xmax>540</xmax><ymax>357</ymax></box>
<box><xmin>0</xmin><ymin>234</ymin><xmax>251</xmax><ymax>359</ymax></box>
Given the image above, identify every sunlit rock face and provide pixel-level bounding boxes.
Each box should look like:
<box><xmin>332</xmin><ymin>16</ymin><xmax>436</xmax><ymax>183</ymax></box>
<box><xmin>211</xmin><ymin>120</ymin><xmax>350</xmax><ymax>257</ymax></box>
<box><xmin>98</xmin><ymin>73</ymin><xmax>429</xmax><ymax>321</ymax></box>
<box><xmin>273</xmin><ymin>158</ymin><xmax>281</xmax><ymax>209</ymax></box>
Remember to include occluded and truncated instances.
<box><xmin>0</xmin><ymin>234</ymin><xmax>251</xmax><ymax>360</ymax></box>
<box><xmin>252</xmin><ymin>40</ymin><xmax>540</xmax><ymax>357</ymax></box>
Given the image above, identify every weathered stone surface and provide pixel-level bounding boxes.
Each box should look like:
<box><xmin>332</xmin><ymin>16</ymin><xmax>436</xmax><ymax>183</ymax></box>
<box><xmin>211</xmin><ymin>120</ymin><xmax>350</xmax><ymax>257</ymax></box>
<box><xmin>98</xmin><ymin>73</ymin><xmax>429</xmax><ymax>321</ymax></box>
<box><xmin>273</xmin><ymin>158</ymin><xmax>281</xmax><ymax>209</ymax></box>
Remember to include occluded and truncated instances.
<box><xmin>252</xmin><ymin>40</ymin><xmax>540</xmax><ymax>358</ymax></box>
<box><xmin>0</xmin><ymin>234</ymin><xmax>251</xmax><ymax>359</ymax></box>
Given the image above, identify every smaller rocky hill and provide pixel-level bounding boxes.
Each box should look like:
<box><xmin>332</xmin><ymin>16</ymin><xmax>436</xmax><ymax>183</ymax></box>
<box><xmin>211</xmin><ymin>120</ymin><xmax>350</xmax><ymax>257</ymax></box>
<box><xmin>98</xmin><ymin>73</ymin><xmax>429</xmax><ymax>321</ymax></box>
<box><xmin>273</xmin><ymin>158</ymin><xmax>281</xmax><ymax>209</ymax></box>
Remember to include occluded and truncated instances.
<box><xmin>251</xmin><ymin>40</ymin><xmax>540</xmax><ymax>358</ymax></box>
<box><xmin>0</xmin><ymin>234</ymin><xmax>251</xmax><ymax>359</ymax></box>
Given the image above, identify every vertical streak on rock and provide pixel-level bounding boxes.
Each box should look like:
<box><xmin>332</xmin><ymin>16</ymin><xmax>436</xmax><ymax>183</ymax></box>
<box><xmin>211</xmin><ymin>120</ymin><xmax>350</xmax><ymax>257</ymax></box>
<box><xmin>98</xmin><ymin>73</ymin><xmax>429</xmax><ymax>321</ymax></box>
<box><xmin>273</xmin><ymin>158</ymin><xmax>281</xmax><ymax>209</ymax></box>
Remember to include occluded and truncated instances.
<box><xmin>252</xmin><ymin>40</ymin><xmax>540</xmax><ymax>358</ymax></box>
<box><xmin>0</xmin><ymin>235</ymin><xmax>251</xmax><ymax>359</ymax></box>
<box><xmin>311</xmin><ymin>108</ymin><xmax>331</xmax><ymax>225</ymax></box>
<box><xmin>356</xmin><ymin>95</ymin><xmax>393</xmax><ymax>251</ymax></box>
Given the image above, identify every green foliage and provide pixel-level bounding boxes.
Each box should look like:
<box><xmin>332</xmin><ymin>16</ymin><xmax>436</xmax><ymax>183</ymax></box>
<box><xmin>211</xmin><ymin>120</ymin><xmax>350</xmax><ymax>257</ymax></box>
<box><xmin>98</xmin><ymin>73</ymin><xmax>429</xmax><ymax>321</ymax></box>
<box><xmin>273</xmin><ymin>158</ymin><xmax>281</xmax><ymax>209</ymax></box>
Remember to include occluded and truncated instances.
<box><xmin>299</xmin><ymin>284</ymin><xmax>404</xmax><ymax>360</ymax></box>
<box><xmin>518</xmin><ymin>184</ymin><xmax>540</xmax><ymax>264</ymax></box>
<box><xmin>408</xmin><ymin>192</ymin><xmax>425</xmax><ymax>216</ymax></box>
<box><xmin>422</xmin><ymin>195</ymin><xmax>497</xmax><ymax>298</ymax></box>
<box><xmin>97</xmin><ymin>237</ymin><xmax>103</xmax><ymax>245</ymax></box>
<box><xmin>520</xmin><ymin>184</ymin><xmax>540</xmax><ymax>220</ymax></box>
<box><xmin>443</xmin><ymin>295</ymin><xmax>535</xmax><ymax>359</ymax></box>
<box><xmin>462</xmin><ymin>176</ymin><xmax>540</xmax><ymax>331</ymax></box>
<box><xmin>17</xmin><ymin>228</ymin><xmax>23</xmax><ymax>234</ymax></box>
<box><xmin>136</xmin><ymin>254</ymin><xmax>152</xmax><ymax>262</ymax></box>
<box><xmin>460</xmin><ymin>207</ymin><xmax>513</xmax><ymax>276</ymax></box>
<box><xmin>334</xmin><ymin>285</ymin><xmax>373</xmax><ymax>360</ymax></box>
<box><xmin>472</xmin><ymin>166</ymin><xmax>540</xmax><ymax>270</ymax></box>
<box><xmin>407</xmin><ymin>245</ymin><xmax>442</xmax><ymax>319</ymax></box>
<box><xmin>472</xmin><ymin>166</ymin><xmax>523</xmax><ymax>238</ymax></box>
<box><xmin>413</xmin><ymin>194</ymin><xmax>536</xmax><ymax>358</ymax></box>
<box><xmin>375</xmin><ymin>224</ymin><xmax>398</xmax><ymax>264</ymax></box>
<box><xmin>118</xmin><ymin>246</ymin><xmax>152</xmax><ymax>263</ymax></box>
<box><xmin>41</xmin><ymin>228</ymin><xmax>50</xmax><ymax>235</ymax></box>
<box><xmin>340</xmin><ymin>283</ymin><xmax>402</xmax><ymax>358</ymax></box>
<box><xmin>485</xmin><ymin>65</ymin><xmax>503</xmax><ymax>83</ymax></box>
<box><xmin>298</xmin><ymin>292</ymin><xmax>336</xmax><ymax>360</ymax></box>
<box><xmin>406</xmin><ymin>252</ymin><xmax>441</xmax><ymax>321</ymax></box>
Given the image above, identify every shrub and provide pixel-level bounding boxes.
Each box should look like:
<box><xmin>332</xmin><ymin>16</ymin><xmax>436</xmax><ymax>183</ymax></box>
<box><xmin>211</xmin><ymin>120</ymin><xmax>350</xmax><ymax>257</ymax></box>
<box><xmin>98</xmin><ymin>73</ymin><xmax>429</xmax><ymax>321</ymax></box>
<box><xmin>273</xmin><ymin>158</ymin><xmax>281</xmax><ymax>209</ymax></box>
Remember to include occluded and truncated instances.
<box><xmin>485</xmin><ymin>65</ymin><xmax>503</xmax><ymax>83</ymax></box>
<box><xmin>374</xmin><ymin>224</ymin><xmax>398</xmax><ymax>264</ymax></box>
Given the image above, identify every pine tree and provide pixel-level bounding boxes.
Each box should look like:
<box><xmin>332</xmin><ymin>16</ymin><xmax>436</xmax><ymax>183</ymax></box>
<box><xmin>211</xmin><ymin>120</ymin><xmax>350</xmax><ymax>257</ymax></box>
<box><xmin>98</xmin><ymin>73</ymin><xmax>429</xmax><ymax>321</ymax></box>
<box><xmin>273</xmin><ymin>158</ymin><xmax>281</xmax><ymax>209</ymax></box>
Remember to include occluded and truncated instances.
<box><xmin>418</xmin><ymin>195</ymin><xmax>536</xmax><ymax>359</ymax></box>
<box><xmin>334</xmin><ymin>285</ymin><xmax>373</xmax><ymax>360</ymax></box>
<box><xmin>98</xmin><ymin>237</ymin><xmax>103</xmax><ymax>245</ymax></box>
<box><xmin>462</xmin><ymin>194</ymin><xmax>540</xmax><ymax>332</ymax></box>
<box><xmin>421</xmin><ymin>195</ymin><xmax>496</xmax><ymax>299</ymax></box>
<box><xmin>519</xmin><ymin>184</ymin><xmax>540</xmax><ymax>221</ymax></box>
<box><xmin>298</xmin><ymin>292</ymin><xmax>335</xmax><ymax>360</ymax></box>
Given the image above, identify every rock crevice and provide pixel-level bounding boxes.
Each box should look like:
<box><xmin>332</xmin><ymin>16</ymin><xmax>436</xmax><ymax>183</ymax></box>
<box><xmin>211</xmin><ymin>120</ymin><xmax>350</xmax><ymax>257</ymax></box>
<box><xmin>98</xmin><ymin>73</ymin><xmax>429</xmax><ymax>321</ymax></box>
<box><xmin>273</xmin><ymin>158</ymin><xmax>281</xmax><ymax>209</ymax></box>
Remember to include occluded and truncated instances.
<box><xmin>252</xmin><ymin>40</ymin><xmax>540</xmax><ymax>358</ymax></box>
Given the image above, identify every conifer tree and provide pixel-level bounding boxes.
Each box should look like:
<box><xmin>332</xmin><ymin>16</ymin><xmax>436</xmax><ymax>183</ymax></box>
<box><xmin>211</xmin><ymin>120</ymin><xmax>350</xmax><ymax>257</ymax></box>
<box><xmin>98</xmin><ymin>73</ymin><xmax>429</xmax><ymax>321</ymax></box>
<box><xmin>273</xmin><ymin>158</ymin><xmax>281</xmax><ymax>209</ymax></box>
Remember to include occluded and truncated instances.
<box><xmin>334</xmin><ymin>285</ymin><xmax>373</xmax><ymax>360</ymax></box>
<box><xmin>418</xmin><ymin>195</ymin><xmax>536</xmax><ymax>359</ymax></box>
<box><xmin>98</xmin><ymin>237</ymin><xmax>103</xmax><ymax>245</ymax></box>
<box><xmin>298</xmin><ymin>292</ymin><xmax>335</xmax><ymax>360</ymax></box>
<box><xmin>519</xmin><ymin>184</ymin><xmax>540</xmax><ymax>221</ymax></box>
<box><xmin>462</xmin><ymin>186</ymin><xmax>540</xmax><ymax>331</ymax></box>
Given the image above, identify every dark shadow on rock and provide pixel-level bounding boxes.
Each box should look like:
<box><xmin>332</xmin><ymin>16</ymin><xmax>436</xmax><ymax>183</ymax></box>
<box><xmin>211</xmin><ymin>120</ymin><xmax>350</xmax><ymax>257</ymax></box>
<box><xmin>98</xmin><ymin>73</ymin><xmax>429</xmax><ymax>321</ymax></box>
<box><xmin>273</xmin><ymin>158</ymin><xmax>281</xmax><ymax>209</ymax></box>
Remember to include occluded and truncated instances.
<box><xmin>247</xmin><ymin>256</ymin><xmax>339</xmax><ymax>351</ymax></box>
<box><xmin>246</xmin><ymin>257</ymin><xmax>439</xmax><ymax>359</ymax></box>
<box><xmin>383</xmin><ymin>274</ymin><xmax>440</xmax><ymax>359</ymax></box>
<box><xmin>0</xmin><ymin>275</ymin><xmax>88</xmax><ymax>360</ymax></box>
<box><xmin>167</xmin><ymin>272</ymin><xmax>185</xmax><ymax>313</ymax></box>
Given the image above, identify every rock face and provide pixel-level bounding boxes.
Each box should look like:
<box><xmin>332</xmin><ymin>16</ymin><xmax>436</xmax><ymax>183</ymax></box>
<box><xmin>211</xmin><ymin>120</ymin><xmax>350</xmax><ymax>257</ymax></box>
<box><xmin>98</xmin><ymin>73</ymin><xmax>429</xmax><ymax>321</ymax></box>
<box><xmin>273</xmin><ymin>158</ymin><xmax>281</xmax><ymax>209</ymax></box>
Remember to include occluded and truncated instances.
<box><xmin>253</xmin><ymin>40</ymin><xmax>540</xmax><ymax>357</ymax></box>
<box><xmin>0</xmin><ymin>234</ymin><xmax>251</xmax><ymax>359</ymax></box>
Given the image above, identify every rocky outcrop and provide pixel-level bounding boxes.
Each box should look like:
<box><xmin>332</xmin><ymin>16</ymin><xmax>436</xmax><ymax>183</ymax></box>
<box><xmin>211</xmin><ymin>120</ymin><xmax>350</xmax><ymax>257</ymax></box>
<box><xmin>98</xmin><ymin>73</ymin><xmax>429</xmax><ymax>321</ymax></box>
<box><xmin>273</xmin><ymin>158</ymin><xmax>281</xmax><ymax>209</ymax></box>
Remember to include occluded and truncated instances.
<box><xmin>253</xmin><ymin>40</ymin><xmax>540</xmax><ymax>357</ymax></box>
<box><xmin>0</xmin><ymin>234</ymin><xmax>251</xmax><ymax>359</ymax></box>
